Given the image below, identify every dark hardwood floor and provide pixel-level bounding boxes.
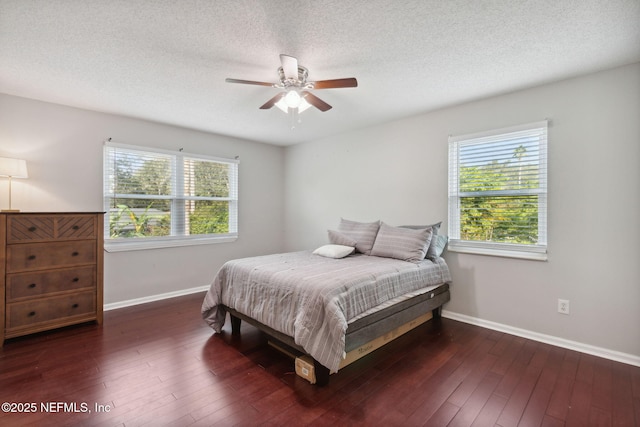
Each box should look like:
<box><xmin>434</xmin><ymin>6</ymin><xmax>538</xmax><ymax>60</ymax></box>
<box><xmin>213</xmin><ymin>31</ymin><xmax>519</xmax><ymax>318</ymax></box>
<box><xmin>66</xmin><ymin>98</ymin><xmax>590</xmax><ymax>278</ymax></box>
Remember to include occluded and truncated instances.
<box><xmin>1</xmin><ymin>292</ymin><xmax>638</xmax><ymax>426</ymax></box>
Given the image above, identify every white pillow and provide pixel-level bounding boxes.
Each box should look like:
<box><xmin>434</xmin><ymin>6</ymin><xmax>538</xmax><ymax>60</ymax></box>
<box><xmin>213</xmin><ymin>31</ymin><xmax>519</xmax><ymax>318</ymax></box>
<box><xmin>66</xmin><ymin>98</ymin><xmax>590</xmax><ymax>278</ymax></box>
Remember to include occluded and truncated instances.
<box><xmin>313</xmin><ymin>244</ymin><xmax>355</xmax><ymax>259</ymax></box>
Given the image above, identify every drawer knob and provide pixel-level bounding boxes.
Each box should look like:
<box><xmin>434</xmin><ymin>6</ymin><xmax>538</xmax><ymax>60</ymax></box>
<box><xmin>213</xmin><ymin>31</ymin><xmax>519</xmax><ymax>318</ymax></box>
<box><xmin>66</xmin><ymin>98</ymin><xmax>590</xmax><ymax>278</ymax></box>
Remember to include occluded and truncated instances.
<box><xmin>28</xmin><ymin>226</ymin><xmax>37</xmax><ymax>232</ymax></box>
<box><xmin>28</xmin><ymin>255</ymin><xmax>36</xmax><ymax>260</ymax></box>
<box><xmin>29</xmin><ymin>283</ymin><xmax>37</xmax><ymax>288</ymax></box>
<box><xmin>72</xmin><ymin>303</ymin><xmax>79</xmax><ymax>309</ymax></box>
<box><xmin>72</xmin><ymin>225</ymin><xmax>79</xmax><ymax>230</ymax></box>
<box><xmin>28</xmin><ymin>311</ymin><xmax>36</xmax><ymax>317</ymax></box>
<box><xmin>72</xmin><ymin>251</ymin><xmax>79</xmax><ymax>256</ymax></box>
<box><xmin>72</xmin><ymin>277</ymin><xmax>79</xmax><ymax>282</ymax></box>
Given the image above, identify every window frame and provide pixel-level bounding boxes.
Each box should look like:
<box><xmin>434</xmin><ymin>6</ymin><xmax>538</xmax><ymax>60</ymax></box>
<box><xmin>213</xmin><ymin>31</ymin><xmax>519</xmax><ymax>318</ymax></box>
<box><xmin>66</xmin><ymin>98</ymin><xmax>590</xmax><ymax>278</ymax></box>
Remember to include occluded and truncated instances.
<box><xmin>447</xmin><ymin>121</ymin><xmax>548</xmax><ymax>261</ymax></box>
<box><xmin>103</xmin><ymin>141</ymin><xmax>239</xmax><ymax>252</ymax></box>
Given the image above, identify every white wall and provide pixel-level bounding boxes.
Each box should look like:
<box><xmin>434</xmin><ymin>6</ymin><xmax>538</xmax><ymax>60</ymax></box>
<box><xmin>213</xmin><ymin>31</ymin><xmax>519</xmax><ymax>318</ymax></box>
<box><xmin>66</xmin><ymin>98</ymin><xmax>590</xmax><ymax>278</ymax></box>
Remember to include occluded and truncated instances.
<box><xmin>284</xmin><ymin>63</ymin><xmax>640</xmax><ymax>360</ymax></box>
<box><xmin>0</xmin><ymin>94</ymin><xmax>286</xmax><ymax>304</ymax></box>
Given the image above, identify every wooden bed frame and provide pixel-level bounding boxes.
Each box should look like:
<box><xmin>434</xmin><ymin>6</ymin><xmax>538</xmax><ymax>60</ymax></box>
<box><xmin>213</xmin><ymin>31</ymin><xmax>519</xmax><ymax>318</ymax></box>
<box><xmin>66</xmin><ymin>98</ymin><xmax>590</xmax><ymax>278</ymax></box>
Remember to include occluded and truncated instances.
<box><xmin>225</xmin><ymin>282</ymin><xmax>450</xmax><ymax>386</ymax></box>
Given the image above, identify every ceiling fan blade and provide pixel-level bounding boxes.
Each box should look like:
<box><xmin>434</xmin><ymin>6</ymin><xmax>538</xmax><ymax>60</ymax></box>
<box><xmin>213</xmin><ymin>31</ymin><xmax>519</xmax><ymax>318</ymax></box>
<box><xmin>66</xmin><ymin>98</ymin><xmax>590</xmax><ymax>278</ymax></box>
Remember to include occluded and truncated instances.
<box><xmin>280</xmin><ymin>54</ymin><xmax>299</xmax><ymax>80</ymax></box>
<box><xmin>312</xmin><ymin>78</ymin><xmax>358</xmax><ymax>89</ymax></box>
<box><xmin>225</xmin><ymin>78</ymin><xmax>274</xmax><ymax>87</ymax></box>
<box><xmin>302</xmin><ymin>91</ymin><xmax>332</xmax><ymax>112</ymax></box>
<box><xmin>259</xmin><ymin>92</ymin><xmax>286</xmax><ymax>109</ymax></box>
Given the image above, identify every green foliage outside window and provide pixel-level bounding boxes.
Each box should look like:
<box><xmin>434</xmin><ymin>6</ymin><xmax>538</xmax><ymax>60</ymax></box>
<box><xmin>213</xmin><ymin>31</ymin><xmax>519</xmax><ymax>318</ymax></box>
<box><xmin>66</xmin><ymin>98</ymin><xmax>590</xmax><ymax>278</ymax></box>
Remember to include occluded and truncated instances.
<box><xmin>458</xmin><ymin>145</ymin><xmax>540</xmax><ymax>245</ymax></box>
<box><xmin>107</xmin><ymin>148</ymin><xmax>234</xmax><ymax>239</ymax></box>
<box><xmin>189</xmin><ymin>201</ymin><xmax>229</xmax><ymax>235</ymax></box>
<box><xmin>109</xmin><ymin>203</ymin><xmax>170</xmax><ymax>238</ymax></box>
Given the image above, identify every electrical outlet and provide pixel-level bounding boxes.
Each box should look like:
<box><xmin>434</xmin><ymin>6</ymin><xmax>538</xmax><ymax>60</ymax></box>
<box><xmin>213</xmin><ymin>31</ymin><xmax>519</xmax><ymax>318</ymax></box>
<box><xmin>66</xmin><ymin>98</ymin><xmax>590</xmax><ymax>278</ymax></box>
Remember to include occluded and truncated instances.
<box><xmin>558</xmin><ymin>299</ymin><xmax>570</xmax><ymax>315</ymax></box>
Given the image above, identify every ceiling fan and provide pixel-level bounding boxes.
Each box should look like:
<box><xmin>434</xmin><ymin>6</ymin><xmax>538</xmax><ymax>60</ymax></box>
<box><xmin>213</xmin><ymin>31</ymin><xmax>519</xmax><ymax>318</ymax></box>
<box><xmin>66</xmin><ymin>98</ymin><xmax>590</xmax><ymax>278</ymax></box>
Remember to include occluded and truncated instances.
<box><xmin>225</xmin><ymin>54</ymin><xmax>357</xmax><ymax>114</ymax></box>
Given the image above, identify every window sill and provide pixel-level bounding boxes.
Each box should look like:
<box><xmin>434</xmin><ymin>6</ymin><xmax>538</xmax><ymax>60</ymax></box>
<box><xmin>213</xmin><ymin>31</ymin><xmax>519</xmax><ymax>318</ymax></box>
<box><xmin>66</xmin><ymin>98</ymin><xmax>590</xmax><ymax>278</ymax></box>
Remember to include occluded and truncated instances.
<box><xmin>104</xmin><ymin>234</ymin><xmax>237</xmax><ymax>252</ymax></box>
<box><xmin>448</xmin><ymin>241</ymin><xmax>547</xmax><ymax>261</ymax></box>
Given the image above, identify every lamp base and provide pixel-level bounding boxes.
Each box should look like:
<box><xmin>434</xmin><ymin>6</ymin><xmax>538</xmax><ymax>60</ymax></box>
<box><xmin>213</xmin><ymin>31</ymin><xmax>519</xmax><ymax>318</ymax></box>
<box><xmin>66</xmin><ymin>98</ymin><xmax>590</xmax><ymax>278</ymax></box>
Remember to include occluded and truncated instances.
<box><xmin>1</xmin><ymin>209</ymin><xmax>20</xmax><ymax>212</ymax></box>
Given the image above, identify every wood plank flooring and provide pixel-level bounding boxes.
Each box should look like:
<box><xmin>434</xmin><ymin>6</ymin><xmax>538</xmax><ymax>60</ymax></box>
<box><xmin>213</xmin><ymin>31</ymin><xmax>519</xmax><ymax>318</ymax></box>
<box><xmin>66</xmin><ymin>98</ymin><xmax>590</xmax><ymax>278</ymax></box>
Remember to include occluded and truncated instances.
<box><xmin>1</xmin><ymin>292</ymin><xmax>638</xmax><ymax>426</ymax></box>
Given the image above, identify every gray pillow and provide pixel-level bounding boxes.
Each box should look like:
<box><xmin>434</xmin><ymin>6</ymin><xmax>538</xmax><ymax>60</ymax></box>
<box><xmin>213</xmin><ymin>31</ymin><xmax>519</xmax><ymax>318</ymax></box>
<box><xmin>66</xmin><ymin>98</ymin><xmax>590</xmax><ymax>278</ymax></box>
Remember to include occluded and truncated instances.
<box><xmin>401</xmin><ymin>221</ymin><xmax>442</xmax><ymax>261</ymax></box>
<box><xmin>370</xmin><ymin>222</ymin><xmax>433</xmax><ymax>263</ymax></box>
<box><xmin>337</xmin><ymin>218</ymin><xmax>380</xmax><ymax>255</ymax></box>
<box><xmin>327</xmin><ymin>229</ymin><xmax>358</xmax><ymax>247</ymax></box>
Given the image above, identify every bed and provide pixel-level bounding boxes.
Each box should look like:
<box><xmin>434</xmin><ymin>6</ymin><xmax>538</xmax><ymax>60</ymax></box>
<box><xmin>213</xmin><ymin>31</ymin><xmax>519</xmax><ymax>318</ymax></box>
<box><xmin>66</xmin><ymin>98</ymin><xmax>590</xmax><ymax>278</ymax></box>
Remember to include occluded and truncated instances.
<box><xmin>201</xmin><ymin>219</ymin><xmax>451</xmax><ymax>385</ymax></box>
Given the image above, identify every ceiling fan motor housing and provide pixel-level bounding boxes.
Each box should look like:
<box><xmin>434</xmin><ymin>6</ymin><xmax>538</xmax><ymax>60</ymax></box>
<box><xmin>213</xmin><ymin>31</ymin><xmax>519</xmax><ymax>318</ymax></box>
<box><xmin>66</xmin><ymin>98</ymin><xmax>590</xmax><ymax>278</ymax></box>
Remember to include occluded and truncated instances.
<box><xmin>277</xmin><ymin>66</ymin><xmax>312</xmax><ymax>89</ymax></box>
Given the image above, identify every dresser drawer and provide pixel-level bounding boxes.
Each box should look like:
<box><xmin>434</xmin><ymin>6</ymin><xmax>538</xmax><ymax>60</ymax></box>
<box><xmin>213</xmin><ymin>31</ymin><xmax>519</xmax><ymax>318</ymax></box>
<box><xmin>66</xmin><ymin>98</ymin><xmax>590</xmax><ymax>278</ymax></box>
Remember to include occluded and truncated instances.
<box><xmin>6</xmin><ymin>292</ymin><xmax>96</xmax><ymax>330</ymax></box>
<box><xmin>56</xmin><ymin>215</ymin><xmax>97</xmax><ymax>239</ymax></box>
<box><xmin>6</xmin><ymin>266</ymin><xmax>96</xmax><ymax>301</ymax></box>
<box><xmin>7</xmin><ymin>216</ymin><xmax>55</xmax><ymax>242</ymax></box>
<box><xmin>6</xmin><ymin>240</ymin><xmax>97</xmax><ymax>273</ymax></box>
<box><xmin>7</xmin><ymin>214</ymin><xmax>97</xmax><ymax>243</ymax></box>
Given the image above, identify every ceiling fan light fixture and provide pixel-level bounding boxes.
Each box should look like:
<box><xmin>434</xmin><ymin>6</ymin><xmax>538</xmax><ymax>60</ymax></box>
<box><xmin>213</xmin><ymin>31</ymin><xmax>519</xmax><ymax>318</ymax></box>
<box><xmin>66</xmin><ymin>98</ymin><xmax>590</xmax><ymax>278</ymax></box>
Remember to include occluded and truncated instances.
<box><xmin>298</xmin><ymin>98</ymin><xmax>312</xmax><ymax>113</ymax></box>
<box><xmin>284</xmin><ymin>90</ymin><xmax>302</xmax><ymax>108</ymax></box>
<box><xmin>275</xmin><ymin>95</ymin><xmax>312</xmax><ymax>114</ymax></box>
<box><xmin>275</xmin><ymin>98</ymin><xmax>289</xmax><ymax>113</ymax></box>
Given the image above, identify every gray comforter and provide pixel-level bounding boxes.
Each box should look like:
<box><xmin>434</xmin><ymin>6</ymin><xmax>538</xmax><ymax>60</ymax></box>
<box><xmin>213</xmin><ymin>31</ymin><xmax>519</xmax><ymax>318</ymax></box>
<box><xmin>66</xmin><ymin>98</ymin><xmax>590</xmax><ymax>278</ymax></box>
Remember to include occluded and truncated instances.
<box><xmin>201</xmin><ymin>251</ymin><xmax>451</xmax><ymax>372</ymax></box>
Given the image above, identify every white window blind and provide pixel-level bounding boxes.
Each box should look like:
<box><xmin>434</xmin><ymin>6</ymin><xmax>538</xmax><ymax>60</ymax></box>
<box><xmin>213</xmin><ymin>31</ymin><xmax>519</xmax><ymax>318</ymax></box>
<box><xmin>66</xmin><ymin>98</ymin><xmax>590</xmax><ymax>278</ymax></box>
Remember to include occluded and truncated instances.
<box><xmin>103</xmin><ymin>142</ymin><xmax>238</xmax><ymax>251</ymax></box>
<box><xmin>448</xmin><ymin>121</ymin><xmax>548</xmax><ymax>260</ymax></box>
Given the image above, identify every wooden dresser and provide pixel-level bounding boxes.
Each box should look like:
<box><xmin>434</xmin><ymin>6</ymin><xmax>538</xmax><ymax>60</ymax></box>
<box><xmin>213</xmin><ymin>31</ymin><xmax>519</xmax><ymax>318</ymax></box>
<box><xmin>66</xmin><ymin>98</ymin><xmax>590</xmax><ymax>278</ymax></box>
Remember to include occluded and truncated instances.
<box><xmin>0</xmin><ymin>212</ymin><xmax>104</xmax><ymax>346</ymax></box>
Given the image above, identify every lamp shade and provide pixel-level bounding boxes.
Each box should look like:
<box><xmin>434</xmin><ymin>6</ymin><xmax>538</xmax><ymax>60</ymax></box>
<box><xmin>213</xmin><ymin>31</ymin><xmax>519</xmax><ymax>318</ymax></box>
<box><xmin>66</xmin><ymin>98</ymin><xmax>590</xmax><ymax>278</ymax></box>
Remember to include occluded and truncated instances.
<box><xmin>0</xmin><ymin>157</ymin><xmax>28</xmax><ymax>178</ymax></box>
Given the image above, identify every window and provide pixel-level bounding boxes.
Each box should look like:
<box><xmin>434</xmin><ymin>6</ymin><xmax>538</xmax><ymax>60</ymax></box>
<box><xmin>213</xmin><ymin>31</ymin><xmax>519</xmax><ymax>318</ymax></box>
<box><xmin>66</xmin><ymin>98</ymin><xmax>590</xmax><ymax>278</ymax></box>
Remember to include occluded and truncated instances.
<box><xmin>103</xmin><ymin>142</ymin><xmax>238</xmax><ymax>251</ymax></box>
<box><xmin>448</xmin><ymin>121</ymin><xmax>548</xmax><ymax>260</ymax></box>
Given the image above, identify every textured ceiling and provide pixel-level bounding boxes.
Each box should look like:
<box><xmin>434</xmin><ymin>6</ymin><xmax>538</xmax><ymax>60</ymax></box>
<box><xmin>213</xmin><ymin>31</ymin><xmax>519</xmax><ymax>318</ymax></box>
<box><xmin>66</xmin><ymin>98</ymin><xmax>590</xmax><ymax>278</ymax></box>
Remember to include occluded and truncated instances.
<box><xmin>1</xmin><ymin>0</ymin><xmax>639</xmax><ymax>146</ymax></box>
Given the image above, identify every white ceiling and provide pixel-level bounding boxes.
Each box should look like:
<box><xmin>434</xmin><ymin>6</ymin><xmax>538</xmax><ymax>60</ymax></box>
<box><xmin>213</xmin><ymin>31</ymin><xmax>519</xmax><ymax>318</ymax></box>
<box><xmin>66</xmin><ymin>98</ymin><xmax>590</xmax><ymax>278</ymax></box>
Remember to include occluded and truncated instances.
<box><xmin>1</xmin><ymin>0</ymin><xmax>639</xmax><ymax>146</ymax></box>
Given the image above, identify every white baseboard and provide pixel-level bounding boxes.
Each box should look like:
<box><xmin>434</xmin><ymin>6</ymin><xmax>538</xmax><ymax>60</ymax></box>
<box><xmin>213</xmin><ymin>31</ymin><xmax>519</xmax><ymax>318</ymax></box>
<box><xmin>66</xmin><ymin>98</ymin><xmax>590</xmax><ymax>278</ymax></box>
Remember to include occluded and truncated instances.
<box><xmin>103</xmin><ymin>285</ymin><xmax>209</xmax><ymax>311</ymax></box>
<box><xmin>442</xmin><ymin>310</ymin><xmax>640</xmax><ymax>368</ymax></box>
